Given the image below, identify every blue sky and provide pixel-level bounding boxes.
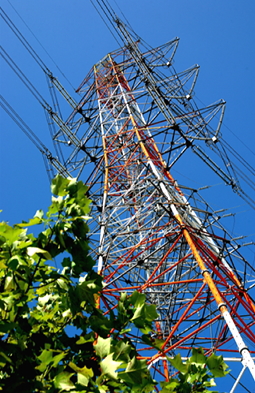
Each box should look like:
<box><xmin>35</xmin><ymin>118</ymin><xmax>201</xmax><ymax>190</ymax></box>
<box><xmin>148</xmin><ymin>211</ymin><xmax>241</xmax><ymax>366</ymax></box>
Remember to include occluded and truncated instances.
<box><xmin>1</xmin><ymin>1</ymin><xmax>255</xmax><ymax>391</ymax></box>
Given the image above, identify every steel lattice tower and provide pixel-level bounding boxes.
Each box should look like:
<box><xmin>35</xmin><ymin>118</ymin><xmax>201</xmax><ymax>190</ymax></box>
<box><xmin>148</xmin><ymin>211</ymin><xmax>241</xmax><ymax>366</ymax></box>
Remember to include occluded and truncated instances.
<box><xmin>1</xmin><ymin>3</ymin><xmax>255</xmax><ymax>389</ymax></box>
<box><xmin>45</xmin><ymin>16</ymin><xmax>255</xmax><ymax>384</ymax></box>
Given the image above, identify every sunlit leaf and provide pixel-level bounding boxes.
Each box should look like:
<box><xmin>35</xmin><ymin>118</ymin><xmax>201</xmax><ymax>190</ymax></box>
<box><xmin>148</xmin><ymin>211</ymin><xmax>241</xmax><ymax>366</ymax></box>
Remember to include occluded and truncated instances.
<box><xmin>169</xmin><ymin>353</ymin><xmax>187</xmax><ymax>373</ymax></box>
<box><xmin>0</xmin><ymin>222</ymin><xmax>25</xmax><ymax>243</ymax></box>
<box><xmin>36</xmin><ymin>349</ymin><xmax>53</xmax><ymax>372</ymax></box>
<box><xmin>27</xmin><ymin>246</ymin><xmax>52</xmax><ymax>260</ymax></box>
<box><xmin>100</xmin><ymin>353</ymin><xmax>123</xmax><ymax>380</ymax></box>
<box><xmin>17</xmin><ymin>216</ymin><xmax>43</xmax><ymax>227</ymax></box>
<box><xmin>54</xmin><ymin>371</ymin><xmax>75</xmax><ymax>391</ymax></box>
<box><xmin>95</xmin><ymin>336</ymin><xmax>112</xmax><ymax>359</ymax></box>
<box><xmin>207</xmin><ymin>353</ymin><xmax>230</xmax><ymax>377</ymax></box>
<box><xmin>51</xmin><ymin>175</ymin><xmax>71</xmax><ymax>196</ymax></box>
<box><xmin>189</xmin><ymin>347</ymin><xmax>207</xmax><ymax>366</ymax></box>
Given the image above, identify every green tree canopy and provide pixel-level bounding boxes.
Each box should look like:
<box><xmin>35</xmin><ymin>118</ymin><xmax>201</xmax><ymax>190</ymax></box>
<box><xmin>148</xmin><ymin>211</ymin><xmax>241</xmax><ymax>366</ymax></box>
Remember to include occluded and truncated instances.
<box><xmin>0</xmin><ymin>175</ymin><xmax>229</xmax><ymax>392</ymax></box>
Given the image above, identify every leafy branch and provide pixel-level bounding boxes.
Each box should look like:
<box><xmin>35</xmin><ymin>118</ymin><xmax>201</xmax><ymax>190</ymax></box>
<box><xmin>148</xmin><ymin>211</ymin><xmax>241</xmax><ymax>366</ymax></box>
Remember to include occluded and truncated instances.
<box><xmin>0</xmin><ymin>175</ymin><xmax>229</xmax><ymax>392</ymax></box>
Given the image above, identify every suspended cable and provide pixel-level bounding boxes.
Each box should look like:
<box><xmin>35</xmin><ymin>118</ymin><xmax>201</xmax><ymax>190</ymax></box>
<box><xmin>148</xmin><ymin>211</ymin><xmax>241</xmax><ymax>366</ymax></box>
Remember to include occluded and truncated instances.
<box><xmin>111</xmin><ymin>0</ymin><xmax>133</xmax><ymax>29</ymax></box>
<box><xmin>1</xmin><ymin>6</ymin><xmax>79</xmax><ymax>115</ymax></box>
<box><xmin>0</xmin><ymin>45</ymin><xmax>49</xmax><ymax>108</ymax></box>
<box><xmin>222</xmin><ymin>138</ymin><xmax>255</xmax><ymax>177</ymax></box>
<box><xmin>3</xmin><ymin>2</ymin><xmax>76</xmax><ymax>90</ymax></box>
<box><xmin>0</xmin><ymin>94</ymin><xmax>49</xmax><ymax>153</ymax></box>
<box><xmin>196</xmin><ymin>95</ymin><xmax>255</xmax><ymax>157</ymax></box>
<box><xmin>0</xmin><ymin>95</ymin><xmax>71</xmax><ymax>178</ymax></box>
<box><xmin>101</xmin><ymin>0</ymin><xmax>154</xmax><ymax>52</ymax></box>
<box><xmin>94</xmin><ymin>0</ymin><xmax>153</xmax><ymax>53</ymax></box>
<box><xmin>1</xmin><ymin>45</ymin><xmax>83</xmax><ymax>157</ymax></box>
<box><xmin>231</xmin><ymin>162</ymin><xmax>255</xmax><ymax>192</ymax></box>
<box><xmin>223</xmin><ymin>122</ymin><xmax>255</xmax><ymax>157</ymax></box>
<box><xmin>90</xmin><ymin>0</ymin><xmax>122</xmax><ymax>47</ymax></box>
<box><xmin>0</xmin><ymin>6</ymin><xmax>50</xmax><ymax>73</ymax></box>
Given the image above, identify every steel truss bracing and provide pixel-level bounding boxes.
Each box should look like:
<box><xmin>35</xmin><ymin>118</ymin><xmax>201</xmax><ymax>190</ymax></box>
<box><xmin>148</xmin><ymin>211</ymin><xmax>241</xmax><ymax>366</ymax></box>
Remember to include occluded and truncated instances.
<box><xmin>2</xmin><ymin>4</ymin><xmax>255</xmax><ymax>388</ymax></box>
<box><xmin>47</xmin><ymin>37</ymin><xmax>255</xmax><ymax>383</ymax></box>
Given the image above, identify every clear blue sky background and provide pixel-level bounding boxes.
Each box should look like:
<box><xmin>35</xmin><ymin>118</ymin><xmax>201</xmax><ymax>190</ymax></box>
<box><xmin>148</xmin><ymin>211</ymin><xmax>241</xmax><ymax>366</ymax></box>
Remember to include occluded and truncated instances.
<box><xmin>1</xmin><ymin>1</ymin><xmax>255</xmax><ymax>391</ymax></box>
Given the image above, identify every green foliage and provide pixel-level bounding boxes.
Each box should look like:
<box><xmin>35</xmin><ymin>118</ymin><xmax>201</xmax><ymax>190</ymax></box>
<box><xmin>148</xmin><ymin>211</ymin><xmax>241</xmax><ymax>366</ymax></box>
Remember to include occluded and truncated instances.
<box><xmin>0</xmin><ymin>175</ymin><xmax>229</xmax><ymax>392</ymax></box>
<box><xmin>161</xmin><ymin>348</ymin><xmax>229</xmax><ymax>393</ymax></box>
<box><xmin>0</xmin><ymin>175</ymin><xmax>156</xmax><ymax>392</ymax></box>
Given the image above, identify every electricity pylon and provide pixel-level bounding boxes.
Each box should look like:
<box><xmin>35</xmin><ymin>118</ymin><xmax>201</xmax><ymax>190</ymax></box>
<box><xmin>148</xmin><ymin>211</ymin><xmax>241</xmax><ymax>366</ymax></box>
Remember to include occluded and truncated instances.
<box><xmin>46</xmin><ymin>16</ymin><xmax>255</xmax><ymax>385</ymax></box>
<box><xmin>1</xmin><ymin>2</ymin><xmax>255</xmax><ymax>389</ymax></box>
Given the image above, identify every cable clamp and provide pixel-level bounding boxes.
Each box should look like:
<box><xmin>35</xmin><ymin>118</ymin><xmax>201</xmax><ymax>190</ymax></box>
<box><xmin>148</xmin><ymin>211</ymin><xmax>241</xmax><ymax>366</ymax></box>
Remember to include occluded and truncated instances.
<box><xmin>240</xmin><ymin>346</ymin><xmax>249</xmax><ymax>355</ymax></box>
<box><xmin>218</xmin><ymin>302</ymin><xmax>226</xmax><ymax>310</ymax></box>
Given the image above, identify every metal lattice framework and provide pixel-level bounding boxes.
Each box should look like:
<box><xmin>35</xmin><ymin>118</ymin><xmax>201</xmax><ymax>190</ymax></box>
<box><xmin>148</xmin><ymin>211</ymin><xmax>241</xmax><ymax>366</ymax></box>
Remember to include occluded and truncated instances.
<box><xmin>1</xmin><ymin>3</ymin><xmax>255</xmax><ymax>388</ymax></box>
<box><xmin>47</xmin><ymin>31</ymin><xmax>255</xmax><ymax>382</ymax></box>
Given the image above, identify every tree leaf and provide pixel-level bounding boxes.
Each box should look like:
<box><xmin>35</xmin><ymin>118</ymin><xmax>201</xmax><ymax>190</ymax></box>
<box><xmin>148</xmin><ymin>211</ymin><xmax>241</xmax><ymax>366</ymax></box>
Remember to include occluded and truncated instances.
<box><xmin>77</xmin><ymin>373</ymin><xmax>89</xmax><ymax>386</ymax></box>
<box><xmin>36</xmin><ymin>349</ymin><xmax>66</xmax><ymax>372</ymax></box>
<box><xmin>69</xmin><ymin>362</ymin><xmax>93</xmax><ymax>387</ymax></box>
<box><xmin>189</xmin><ymin>347</ymin><xmax>207</xmax><ymax>366</ymax></box>
<box><xmin>76</xmin><ymin>333</ymin><xmax>94</xmax><ymax>345</ymax></box>
<box><xmin>0</xmin><ymin>351</ymin><xmax>12</xmax><ymax>367</ymax></box>
<box><xmin>4</xmin><ymin>275</ymin><xmax>16</xmax><ymax>291</ymax></box>
<box><xmin>27</xmin><ymin>246</ymin><xmax>52</xmax><ymax>260</ymax></box>
<box><xmin>160</xmin><ymin>379</ymin><xmax>179</xmax><ymax>392</ymax></box>
<box><xmin>0</xmin><ymin>223</ymin><xmax>25</xmax><ymax>243</ymax></box>
<box><xmin>118</xmin><ymin>357</ymin><xmax>149</xmax><ymax>385</ymax></box>
<box><xmin>17</xmin><ymin>216</ymin><xmax>43</xmax><ymax>227</ymax></box>
<box><xmin>169</xmin><ymin>353</ymin><xmax>187</xmax><ymax>373</ymax></box>
<box><xmin>95</xmin><ymin>336</ymin><xmax>112</xmax><ymax>359</ymax></box>
<box><xmin>100</xmin><ymin>353</ymin><xmax>123</xmax><ymax>380</ymax></box>
<box><xmin>206</xmin><ymin>353</ymin><xmax>229</xmax><ymax>377</ymax></box>
<box><xmin>36</xmin><ymin>349</ymin><xmax>53</xmax><ymax>372</ymax></box>
<box><xmin>51</xmin><ymin>175</ymin><xmax>71</xmax><ymax>196</ymax></box>
<box><xmin>113</xmin><ymin>340</ymin><xmax>132</xmax><ymax>363</ymax></box>
<box><xmin>54</xmin><ymin>371</ymin><xmax>75</xmax><ymax>391</ymax></box>
<box><xmin>69</xmin><ymin>362</ymin><xmax>93</xmax><ymax>377</ymax></box>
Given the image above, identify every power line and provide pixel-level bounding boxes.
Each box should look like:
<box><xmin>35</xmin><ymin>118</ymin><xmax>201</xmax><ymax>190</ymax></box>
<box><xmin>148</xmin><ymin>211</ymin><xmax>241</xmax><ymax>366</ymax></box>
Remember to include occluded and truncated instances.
<box><xmin>4</xmin><ymin>1</ymin><xmax>76</xmax><ymax>90</ymax></box>
<box><xmin>0</xmin><ymin>45</ymin><xmax>48</xmax><ymax>108</ymax></box>
<box><xmin>0</xmin><ymin>94</ymin><xmax>47</xmax><ymax>153</ymax></box>
<box><xmin>0</xmin><ymin>6</ymin><xmax>49</xmax><ymax>73</ymax></box>
<box><xmin>0</xmin><ymin>95</ymin><xmax>71</xmax><ymax>178</ymax></box>
<box><xmin>90</xmin><ymin>0</ymin><xmax>122</xmax><ymax>47</ymax></box>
